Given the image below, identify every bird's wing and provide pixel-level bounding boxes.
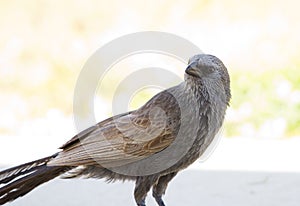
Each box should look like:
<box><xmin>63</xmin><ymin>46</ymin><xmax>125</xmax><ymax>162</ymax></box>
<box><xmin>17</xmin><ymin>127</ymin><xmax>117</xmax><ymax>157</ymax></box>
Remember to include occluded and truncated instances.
<box><xmin>48</xmin><ymin>91</ymin><xmax>180</xmax><ymax>168</ymax></box>
<box><xmin>58</xmin><ymin>112</ymin><xmax>132</xmax><ymax>150</ymax></box>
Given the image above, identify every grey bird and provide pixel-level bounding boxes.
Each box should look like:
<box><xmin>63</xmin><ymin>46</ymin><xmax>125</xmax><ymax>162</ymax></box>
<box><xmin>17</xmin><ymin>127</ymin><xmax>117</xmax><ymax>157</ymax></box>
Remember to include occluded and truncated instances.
<box><xmin>0</xmin><ymin>54</ymin><xmax>231</xmax><ymax>206</ymax></box>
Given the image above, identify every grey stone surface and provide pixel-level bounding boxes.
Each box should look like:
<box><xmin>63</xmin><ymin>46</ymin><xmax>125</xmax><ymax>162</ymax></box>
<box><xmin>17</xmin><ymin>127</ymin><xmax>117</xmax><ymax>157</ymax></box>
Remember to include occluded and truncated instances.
<box><xmin>2</xmin><ymin>169</ymin><xmax>299</xmax><ymax>206</ymax></box>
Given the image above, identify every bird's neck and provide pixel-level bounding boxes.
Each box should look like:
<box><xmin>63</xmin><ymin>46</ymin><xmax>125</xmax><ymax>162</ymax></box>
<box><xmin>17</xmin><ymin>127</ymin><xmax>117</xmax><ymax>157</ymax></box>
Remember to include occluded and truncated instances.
<box><xmin>184</xmin><ymin>76</ymin><xmax>227</xmax><ymax>107</ymax></box>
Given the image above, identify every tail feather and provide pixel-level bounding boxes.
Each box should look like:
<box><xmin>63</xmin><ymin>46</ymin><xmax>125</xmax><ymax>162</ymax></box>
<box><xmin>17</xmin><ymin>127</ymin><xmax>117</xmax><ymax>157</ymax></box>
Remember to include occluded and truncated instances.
<box><xmin>0</xmin><ymin>154</ymin><xmax>58</xmax><ymax>184</ymax></box>
<box><xmin>0</xmin><ymin>154</ymin><xmax>71</xmax><ymax>205</ymax></box>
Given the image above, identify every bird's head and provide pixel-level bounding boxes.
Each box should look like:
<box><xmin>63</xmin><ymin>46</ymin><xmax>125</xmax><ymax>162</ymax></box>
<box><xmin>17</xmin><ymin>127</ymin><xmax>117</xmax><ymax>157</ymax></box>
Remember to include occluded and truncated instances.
<box><xmin>185</xmin><ymin>54</ymin><xmax>231</xmax><ymax>104</ymax></box>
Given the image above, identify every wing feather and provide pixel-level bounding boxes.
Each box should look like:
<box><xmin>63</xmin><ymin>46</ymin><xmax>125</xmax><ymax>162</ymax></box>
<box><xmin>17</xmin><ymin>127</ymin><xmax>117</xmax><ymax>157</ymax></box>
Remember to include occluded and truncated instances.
<box><xmin>48</xmin><ymin>91</ymin><xmax>180</xmax><ymax>168</ymax></box>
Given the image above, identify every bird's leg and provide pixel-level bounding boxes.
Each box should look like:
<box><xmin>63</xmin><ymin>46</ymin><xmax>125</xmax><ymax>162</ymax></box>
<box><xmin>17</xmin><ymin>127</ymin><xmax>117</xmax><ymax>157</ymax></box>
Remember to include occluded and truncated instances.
<box><xmin>134</xmin><ymin>176</ymin><xmax>159</xmax><ymax>206</ymax></box>
<box><xmin>137</xmin><ymin>198</ymin><xmax>146</xmax><ymax>206</ymax></box>
<box><xmin>152</xmin><ymin>172</ymin><xmax>178</xmax><ymax>206</ymax></box>
<box><xmin>152</xmin><ymin>194</ymin><xmax>165</xmax><ymax>206</ymax></box>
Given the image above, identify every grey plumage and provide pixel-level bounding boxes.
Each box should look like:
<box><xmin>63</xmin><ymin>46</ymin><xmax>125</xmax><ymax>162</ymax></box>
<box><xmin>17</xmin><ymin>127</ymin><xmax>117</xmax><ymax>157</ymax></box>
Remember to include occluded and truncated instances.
<box><xmin>0</xmin><ymin>54</ymin><xmax>231</xmax><ymax>206</ymax></box>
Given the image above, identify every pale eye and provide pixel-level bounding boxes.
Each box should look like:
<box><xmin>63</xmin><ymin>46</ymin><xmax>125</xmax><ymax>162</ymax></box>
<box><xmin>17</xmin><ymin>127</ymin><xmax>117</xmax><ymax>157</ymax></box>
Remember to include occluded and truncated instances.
<box><xmin>199</xmin><ymin>65</ymin><xmax>214</xmax><ymax>75</ymax></box>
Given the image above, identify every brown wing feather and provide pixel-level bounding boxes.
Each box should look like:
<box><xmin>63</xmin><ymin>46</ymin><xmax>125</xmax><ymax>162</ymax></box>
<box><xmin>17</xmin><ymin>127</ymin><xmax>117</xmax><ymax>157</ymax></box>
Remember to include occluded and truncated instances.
<box><xmin>48</xmin><ymin>91</ymin><xmax>180</xmax><ymax>168</ymax></box>
<box><xmin>59</xmin><ymin>112</ymin><xmax>132</xmax><ymax>150</ymax></box>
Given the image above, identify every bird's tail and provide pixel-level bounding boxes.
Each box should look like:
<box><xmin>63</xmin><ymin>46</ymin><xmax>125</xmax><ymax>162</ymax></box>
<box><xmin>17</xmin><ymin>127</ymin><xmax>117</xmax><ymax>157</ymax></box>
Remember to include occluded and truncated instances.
<box><xmin>0</xmin><ymin>154</ymin><xmax>71</xmax><ymax>205</ymax></box>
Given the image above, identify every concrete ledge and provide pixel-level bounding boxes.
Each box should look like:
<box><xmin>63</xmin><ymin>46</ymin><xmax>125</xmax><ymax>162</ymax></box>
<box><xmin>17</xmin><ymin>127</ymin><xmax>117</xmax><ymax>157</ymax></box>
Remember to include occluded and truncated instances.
<box><xmin>2</xmin><ymin>169</ymin><xmax>300</xmax><ymax>206</ymax></box>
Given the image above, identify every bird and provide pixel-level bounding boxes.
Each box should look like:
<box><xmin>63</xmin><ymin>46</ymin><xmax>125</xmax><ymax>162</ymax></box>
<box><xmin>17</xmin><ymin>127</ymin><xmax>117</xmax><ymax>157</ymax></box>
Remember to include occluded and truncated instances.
<box><xmin>0</xmin><ymin>54</ymin><xmax>231</xmax><ymax>206</ymax></box>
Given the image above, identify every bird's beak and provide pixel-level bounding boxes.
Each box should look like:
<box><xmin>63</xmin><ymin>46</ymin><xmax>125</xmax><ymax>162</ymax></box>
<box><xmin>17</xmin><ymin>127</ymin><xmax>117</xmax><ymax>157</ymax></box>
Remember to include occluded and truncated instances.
<box><xmin>185</xmin><ymin>62</ymin><xmax>198</xmax><ymax>77</ymax></box>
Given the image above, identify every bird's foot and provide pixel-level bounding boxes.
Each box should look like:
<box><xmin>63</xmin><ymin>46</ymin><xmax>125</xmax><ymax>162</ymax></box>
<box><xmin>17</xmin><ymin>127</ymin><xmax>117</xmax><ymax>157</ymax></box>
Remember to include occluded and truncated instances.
<box><xmin>137</xmin><ymin>199</ymin><xmax>146</xmax><ymax>206</ymax></box>
<box><xmin>153</xmin><ymin>192</ymin><xmax>166</xmax><ymax>206</ymax></box>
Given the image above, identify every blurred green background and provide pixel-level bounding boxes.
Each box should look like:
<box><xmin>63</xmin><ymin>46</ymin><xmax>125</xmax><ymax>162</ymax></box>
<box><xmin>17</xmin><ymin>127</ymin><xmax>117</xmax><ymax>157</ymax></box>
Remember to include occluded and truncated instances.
<box><xmin>0</xmin><ymin>0</ymin><xmax>299</xmax><ymax>139</ymax></box>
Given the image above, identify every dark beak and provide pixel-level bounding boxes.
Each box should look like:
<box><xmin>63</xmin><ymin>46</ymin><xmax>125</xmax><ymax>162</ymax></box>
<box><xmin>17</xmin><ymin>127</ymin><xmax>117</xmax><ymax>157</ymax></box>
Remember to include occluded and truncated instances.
<box><xmin>185</xmin><ymin>62</ymin><xmax>198</xmax><ymax>77</ymax></box>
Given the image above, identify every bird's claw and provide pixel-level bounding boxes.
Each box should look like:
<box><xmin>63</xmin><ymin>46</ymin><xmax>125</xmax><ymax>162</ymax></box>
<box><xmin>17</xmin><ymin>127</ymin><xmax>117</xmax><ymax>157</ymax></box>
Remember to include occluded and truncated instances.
<box><xmin>137</xmin><ymin>199</ymin><xmax>146</xmax><ymax>206</ymax></box>
<box><xmin>153</xmin><ymin>193</ymin><xmax>166</xmax><ymax>206</ymax></box>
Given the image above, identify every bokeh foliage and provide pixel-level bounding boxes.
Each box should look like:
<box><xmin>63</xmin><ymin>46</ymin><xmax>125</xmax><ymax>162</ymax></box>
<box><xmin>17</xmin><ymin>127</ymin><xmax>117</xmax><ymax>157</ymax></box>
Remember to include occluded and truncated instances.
<box><xmin>0</xmin><ymin>0</ymin><xmax>299</xmax><ymax>138</ymax></box>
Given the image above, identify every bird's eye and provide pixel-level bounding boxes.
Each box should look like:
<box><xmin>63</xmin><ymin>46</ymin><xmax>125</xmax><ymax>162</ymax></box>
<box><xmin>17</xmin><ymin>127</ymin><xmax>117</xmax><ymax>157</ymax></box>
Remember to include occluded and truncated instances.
<box><xmin>199</xmin><ymin>65</ymin><xmax>215</xmax><ymax>75</ymax></box>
